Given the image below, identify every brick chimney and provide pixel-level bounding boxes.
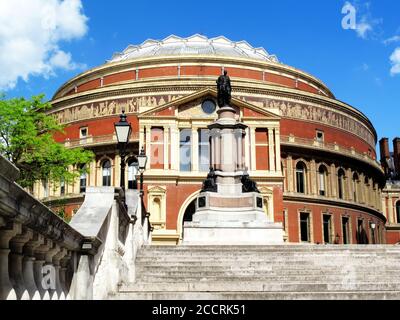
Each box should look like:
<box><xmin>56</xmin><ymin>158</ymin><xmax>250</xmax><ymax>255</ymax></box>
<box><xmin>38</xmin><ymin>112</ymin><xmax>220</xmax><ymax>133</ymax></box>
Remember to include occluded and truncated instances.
<box><xmin>379</xmin><ymin>138</ymin><xmax>390</xmax><ymax>176</ymax></box>
<box><xmin>393</xmin><ymin>138</ymin><xmax>400</xmax><ymax>176</ymax></box>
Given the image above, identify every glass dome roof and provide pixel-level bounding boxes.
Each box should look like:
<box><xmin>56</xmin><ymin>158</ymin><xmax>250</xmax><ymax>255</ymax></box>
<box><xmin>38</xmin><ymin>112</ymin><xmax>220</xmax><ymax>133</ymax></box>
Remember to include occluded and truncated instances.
<box><xmin>108</xmin><ymin>34</ymin><xmax>279</xmax><ymax>63</ymax></box>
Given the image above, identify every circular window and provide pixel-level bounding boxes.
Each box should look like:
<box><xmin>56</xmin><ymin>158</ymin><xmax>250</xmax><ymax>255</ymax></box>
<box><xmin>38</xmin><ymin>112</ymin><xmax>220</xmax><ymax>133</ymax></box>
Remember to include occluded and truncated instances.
<box><xmin>201</xmin><ymin>99</ymin><xmax>216</xmax><ymax>114</ymax></box>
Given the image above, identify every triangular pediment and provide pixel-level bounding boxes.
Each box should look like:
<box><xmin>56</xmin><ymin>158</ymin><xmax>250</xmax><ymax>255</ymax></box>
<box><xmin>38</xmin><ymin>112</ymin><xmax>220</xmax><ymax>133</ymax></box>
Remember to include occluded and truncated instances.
<box><xmin>139</xmin><ymin>88</ymin><xmax>281</xmax><ymax>120</ymax></box>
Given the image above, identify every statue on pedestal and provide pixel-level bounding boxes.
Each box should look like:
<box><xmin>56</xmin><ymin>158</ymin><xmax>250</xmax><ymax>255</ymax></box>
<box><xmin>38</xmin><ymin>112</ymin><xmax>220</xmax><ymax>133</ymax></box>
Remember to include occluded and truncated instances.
<box><xmin>201</xmin><ymin>167</ymin><xmax>218</xmax><ymax>192</ymax></box>
<box><xmin>216</xmin><ymin>70</ymin><xmax>232</xmax><ymax>107</ymax></box>
<box><xmin>241</xmin><ymin>170</ymin><xmax>260</xmax><ymax>193</ymax></box>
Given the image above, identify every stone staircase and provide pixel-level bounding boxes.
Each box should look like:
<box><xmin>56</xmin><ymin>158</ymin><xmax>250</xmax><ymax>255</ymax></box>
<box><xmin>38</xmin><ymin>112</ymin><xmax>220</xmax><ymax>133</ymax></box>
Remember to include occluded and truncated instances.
<box><xmin>112</xmin><ymin>245</ymin><xmax>400</xmax><ymax>300</ymax></box>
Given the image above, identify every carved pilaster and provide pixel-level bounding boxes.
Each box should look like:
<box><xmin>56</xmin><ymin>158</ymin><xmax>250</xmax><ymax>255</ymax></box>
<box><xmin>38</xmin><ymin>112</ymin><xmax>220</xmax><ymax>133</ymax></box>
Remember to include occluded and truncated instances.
<box><xmin>310</xmin><ymin>159</ymin><xmax>317</xmax><ymax>196</ymax></box>
<box><xmin>192</xmin><ymin>128</ymin><xmax>199</xmax><ymax>171</ymax></box>
<box><xmin>268</xmin><ymin>128</ymin><xmax>275</xmax><ymax>172</ymax></box>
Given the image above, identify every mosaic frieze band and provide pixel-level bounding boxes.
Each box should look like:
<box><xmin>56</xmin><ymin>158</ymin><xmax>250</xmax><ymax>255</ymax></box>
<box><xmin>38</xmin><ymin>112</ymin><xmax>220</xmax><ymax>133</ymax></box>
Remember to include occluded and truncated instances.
<box><xmin>50</xmin><ymin>93</ymin><xmax>375</xmax><ymax>147</ymax></box>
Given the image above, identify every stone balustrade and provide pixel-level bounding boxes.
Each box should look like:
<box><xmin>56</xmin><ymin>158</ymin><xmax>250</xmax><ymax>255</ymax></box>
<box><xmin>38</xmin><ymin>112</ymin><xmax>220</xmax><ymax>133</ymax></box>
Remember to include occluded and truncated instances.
<box><xmin>0</xmin><ymin>156</ymin><xmax>151</xmax><ymax>300</ymax></box>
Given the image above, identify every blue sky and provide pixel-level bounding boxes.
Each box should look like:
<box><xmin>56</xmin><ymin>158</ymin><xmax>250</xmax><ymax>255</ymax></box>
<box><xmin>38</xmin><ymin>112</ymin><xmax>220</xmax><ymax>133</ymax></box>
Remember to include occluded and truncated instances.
<box><xmin>1</xmin><ymin>0</ymin><xmax>399</xmax><ymax>147</ymax></box>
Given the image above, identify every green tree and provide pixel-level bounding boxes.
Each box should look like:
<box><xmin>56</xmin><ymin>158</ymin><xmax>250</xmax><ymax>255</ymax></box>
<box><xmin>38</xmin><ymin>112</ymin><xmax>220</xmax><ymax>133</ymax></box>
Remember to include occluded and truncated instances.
<box><xmin>0</xmin><ymin>94</ymin><xmax>94</xmax><ymax>188</ymax></box>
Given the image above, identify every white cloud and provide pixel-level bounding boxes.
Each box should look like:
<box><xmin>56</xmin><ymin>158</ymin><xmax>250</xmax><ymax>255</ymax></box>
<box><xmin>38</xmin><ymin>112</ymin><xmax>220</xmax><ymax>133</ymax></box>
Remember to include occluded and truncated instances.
<box><xmin>49</xmin><ymin>49</ymin><xmax>86</xmax><ymax>71</ymax></box>
<box><xmin>390</xmin><ymin>48</ymin><xmax>400</xmax><ymax>76</ymax></box>
<box><xmin>383</xmin><ymin>35</ymin><xmax>400</xmax><ymax>45</ymax></box>
<box><xmin>0</xmin><ymin>0</ymin><xmax>88</xmax><ymax>91</ymax></box>
<box><xmin>355</xmin><ymin>19</ymin><xmax>373</xmax><ymax>39</ymax></box>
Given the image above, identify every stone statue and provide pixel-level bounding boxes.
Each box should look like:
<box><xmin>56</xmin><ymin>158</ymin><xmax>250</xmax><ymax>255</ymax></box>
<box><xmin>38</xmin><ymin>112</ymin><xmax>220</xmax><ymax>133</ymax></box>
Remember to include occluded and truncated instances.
<box><xmin>241</xmin><ymin>170</ymin><xmax>260</xmax><ymax>193</ymax></box>
<box><xmin>201</xmin><ymin>167</ymin><xmax>218</xmax><ymax>192</ymax></box>
<box><xmin>216</xmin><ymin>70</ymin><xmax>232</xmax><ymax>107</ymax></box>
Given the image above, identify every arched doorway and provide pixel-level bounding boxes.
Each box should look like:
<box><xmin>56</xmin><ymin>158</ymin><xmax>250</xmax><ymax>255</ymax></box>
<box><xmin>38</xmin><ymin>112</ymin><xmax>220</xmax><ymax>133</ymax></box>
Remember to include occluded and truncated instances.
<box><xmin>181</xmin><ymin>199</ymin><xmax>196</xmax><ymax>240</ymax></box>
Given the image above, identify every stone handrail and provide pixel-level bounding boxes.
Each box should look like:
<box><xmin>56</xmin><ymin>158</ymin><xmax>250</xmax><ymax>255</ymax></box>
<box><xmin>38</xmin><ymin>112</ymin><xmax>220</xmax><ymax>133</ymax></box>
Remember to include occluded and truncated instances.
<box><xmin>64</xmin><ymin>132</ymin><xmax>139</xmax><ymax>148</ymax></box>
<box><xmin>280</xmin><ymin>135</ymin><xmax>382</xmax><ymax>172</ymax></box>
<box><xmin>0</xmin><ymin>155</ymin><xmax>151</xmax><ymax>300</ymax></box>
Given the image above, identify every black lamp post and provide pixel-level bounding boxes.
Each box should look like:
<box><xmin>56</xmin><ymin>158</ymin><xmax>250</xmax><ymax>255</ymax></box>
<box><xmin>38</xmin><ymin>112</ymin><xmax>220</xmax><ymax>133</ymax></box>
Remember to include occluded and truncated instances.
<box><xmin>114</xmin><ymin>110</ymin><xmax>132</xmax><ymax>193</ymax></box>
<box><xmin>137</xmin><ymin>146</ymin><xmax>147</xmax><ymax>197</ymax></box>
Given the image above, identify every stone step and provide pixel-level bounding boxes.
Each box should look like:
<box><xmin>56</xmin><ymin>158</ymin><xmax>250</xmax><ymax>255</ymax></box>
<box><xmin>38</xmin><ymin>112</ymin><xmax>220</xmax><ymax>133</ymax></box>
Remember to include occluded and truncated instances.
<box><xmin>119</xmin><ymin>281</ymin><xmax>400</xmax><ymax>292</ymax></box>
<box><xmin>111</xmin><ymin>290</ymin><xmax>400</xmax><ymax>300</ymax></box>
<box><xmin>136</xmin><ymin>276</ymin><xmax>398</xmax><ymax>285</ymax></box>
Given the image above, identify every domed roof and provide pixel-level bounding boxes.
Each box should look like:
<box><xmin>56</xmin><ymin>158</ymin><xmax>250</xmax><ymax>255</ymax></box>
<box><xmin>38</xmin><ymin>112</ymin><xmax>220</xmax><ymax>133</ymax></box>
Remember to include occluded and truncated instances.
<box><xmin>108</xmin><ymin>34</ymin><xmax>279</xmax><ymax>63</ymax></box>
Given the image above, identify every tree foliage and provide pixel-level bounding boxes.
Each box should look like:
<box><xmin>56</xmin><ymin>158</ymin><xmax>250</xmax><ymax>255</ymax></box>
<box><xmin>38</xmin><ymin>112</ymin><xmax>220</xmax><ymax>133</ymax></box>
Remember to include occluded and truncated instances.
<box><xmin>0</xmin><ymin>94</ymin><xmax>94</xmax><ymax>188</ymax></box>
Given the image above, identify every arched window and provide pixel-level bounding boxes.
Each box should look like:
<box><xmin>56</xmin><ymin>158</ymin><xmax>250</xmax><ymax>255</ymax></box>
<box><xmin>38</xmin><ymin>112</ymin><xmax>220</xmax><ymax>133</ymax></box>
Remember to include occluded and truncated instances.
<box><xmin>296</xmin><ymin>162</ymin><xmax>306</xmax><ymax>194</ymax></box>
<box><xmin>338</xmin><ymin>169</ymin><xmax>345</xmax><ymax>199</ymax></box>
<box><xmin>102</xmin><ymin>160</ymin><xmax>111</xmax><ymax>186</ymax></box>
<box><xmin>353</xmin><ymin>172</ymin><xmax>359</xmax><ymax>202</ymax></box>
<box><xmin>396</xmin><ymin>201</ymin><xmax>400</xmax><ymax>224</ymax></box>
<box><xmin>153</xmin><ymin>197</ymin><xmax>162</xmax><ymax>221</ymax></box>
<box><xmin>318</xmin><ymin>166</ymin><xmax>328</xmax><ymax>196</ymax></box>
<box><xmin>79</xmin><ymin>164</ymin><xmax>87</xmax><ymax>193</ymax></box>
<box><xmin>127</xmin><ymin>158</ymin><xmax>138</xmax><ymax>190</ymax></box>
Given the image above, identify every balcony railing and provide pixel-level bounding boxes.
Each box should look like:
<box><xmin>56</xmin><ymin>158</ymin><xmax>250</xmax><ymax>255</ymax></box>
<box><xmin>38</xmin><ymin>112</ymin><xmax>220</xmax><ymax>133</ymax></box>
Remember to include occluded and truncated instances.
<box><xmin>64</xmin><ymin>133</ymin><xmax>140</xmax><ymax>148</ymax></box>
<box><xmin>281</xmin><ymin>135</ymin><xmax>382</xmax><ymax>172</ymax></box>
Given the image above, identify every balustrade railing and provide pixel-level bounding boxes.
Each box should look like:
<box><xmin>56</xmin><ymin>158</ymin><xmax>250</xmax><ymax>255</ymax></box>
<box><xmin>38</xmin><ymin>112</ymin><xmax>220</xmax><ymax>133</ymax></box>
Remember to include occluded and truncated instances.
<box><xmin>0</xmin><ymin>156</ymin><xmax>151</xmax><ymax>300</ymax></box>
<box><xmin>64</xmin><ymin>132</ymin><xmax>139</xmax><ymax>148</ymax></box>
<box><xmin>281</xmin><ymin>135</ymin><xmax>382</xmax><ymax>171</ymax></box>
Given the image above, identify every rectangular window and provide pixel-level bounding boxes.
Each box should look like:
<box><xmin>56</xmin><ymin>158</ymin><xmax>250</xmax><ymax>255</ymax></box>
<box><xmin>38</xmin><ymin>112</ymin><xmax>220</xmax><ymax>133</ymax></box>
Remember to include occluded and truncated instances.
<box><xmin>342</xmin><ymin>217</ymin><xmax>350</xmax><ymax>244</ymax></box>
<box><xmin>296</xmin><ymin>168</ymin><xmax>305</xmax><ymax>193</ymax></box>
<box><xmin>150</xmin><ymin>127</ymin><xmax>164</xmax><ymax>169</ymax></box>
<box><xmin>323</xmin><ymin>214</ymin><xmax>332</xmax><ymax>244</ymax></box>
<box><xmin>180</xmin><ymin>129</ymin><xmax>191</xmax><ymax>172</ymax></box>
<box><xmin>60</xmin><ymin>178</ymin><xmax>65</xmax><ymax>196</ymax></box>
<box><xmin>300</xmin><ymin>212</ymin><xmax>310</xmax><ymax>242</ymax></box>
<box><xmin>198</xmin><ymin>129</ymin><xmax>210</xmax><ymax>172</ymax></box>
<box><xmin>316</xmin><ymin>130</ymin><xmax>324</xmax><ymax>142</ymax></box>
<box><xmin>255</xmin><ymin>128</ymin><xmax>269</xmax><ymax>170</ymax></box>
<box><xmin>80</xmin><ymin>127</ymin><xmax>88</xmax><ymax>138</ymax></box>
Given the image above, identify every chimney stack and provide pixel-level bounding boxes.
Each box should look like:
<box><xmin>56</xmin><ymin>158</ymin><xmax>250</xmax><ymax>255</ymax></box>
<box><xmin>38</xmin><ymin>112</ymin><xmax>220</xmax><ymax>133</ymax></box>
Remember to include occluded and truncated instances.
<box><xmin>379</xmin><ymin>138</ymin><xmax>390</xmax><ymax>176</ymax></box>
<box><xmin>393</xmin><ymin>138</ymin><xmax>400</xmax><ymax>177</ymax></box>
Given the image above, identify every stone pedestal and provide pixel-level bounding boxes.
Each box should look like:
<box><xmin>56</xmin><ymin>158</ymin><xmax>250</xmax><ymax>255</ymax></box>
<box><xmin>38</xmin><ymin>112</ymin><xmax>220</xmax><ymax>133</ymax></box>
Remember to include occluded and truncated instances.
<box><xmin>183</xmin><ymin>104</ymin><xmax>283</xmax><ymax>245</ymax></box>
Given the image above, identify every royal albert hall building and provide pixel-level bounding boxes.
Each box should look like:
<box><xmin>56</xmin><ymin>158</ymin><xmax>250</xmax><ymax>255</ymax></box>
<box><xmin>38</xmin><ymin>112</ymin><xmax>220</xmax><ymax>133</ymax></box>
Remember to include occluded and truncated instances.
<box><xmin>34</xmin><ymin>34</ymin><xmax>398</xmax><ymax>245</ymax></box>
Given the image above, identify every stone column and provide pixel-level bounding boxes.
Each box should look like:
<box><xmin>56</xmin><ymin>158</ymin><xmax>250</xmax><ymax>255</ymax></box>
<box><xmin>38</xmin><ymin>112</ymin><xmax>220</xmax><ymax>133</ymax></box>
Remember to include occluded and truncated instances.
<box><xmin>286</xmin><ymin>155</ymin><xmax>293</xmax><ymax>192</ymax></box>
<box><xmin>346</xmin><ymin>168</ymin><xmax>353</xmax><ymax>201</ymax></box>
<box><xmin>268</xmin><ymin>128</ymin><xmax>275</xmax><ymax>172</ymax></box>
<box><xmin>0</xmin><ymin>221</ymin><xmax>20</xmax><ymax>300</ymax></box>
<box><xmin>310</xmin><ymin>159</ymin><xmax>317</xmax><ymax>196</ymax></box>
<box><xmin>9</xmin><ymin>228</ymin><xmax>33</xmax><ymax>300</ymax></box>
<box><xmin>244</xmin><ymin>127</ymin><xmax>250</xmax><ymax>170</ymax></box>
<box><xmin>164</xmin><ymin>126</ymin><xmax>170</xmax><ymax>170</ymax></box>
<box><xmin>382</xmin><ymin>196</ymin><xmax>387</xmax><ymax>221</ymax></box>
<box><xmin>275</xmin><ymin>129</ymin><xmax>281</xmax><ymax>173</ymax></box>
<box><xmin>145</xmin><ymin>125</ymin><xmax>151</xmax><ymax>170</ymax></box>
<box><xmin>192</xmin><ymin>128</ymin><xmax>199</xmax><ymax>172</ymax></box>
<box><xmin>170</xmin><ymin>126</ymin><xmax>179</xmax><ymax>171</ymax></box>
<box><xmin>234</xmin><ymin>129</ymin><xmax>244</xmax><ymax>170</ymax></box>
<box><xmin>330</xmin><ymin>164</ymin><xmax>337</xmax><ymax>198</ymax></box>
<box><xmin>250</xmin><ymin>127</ymin><xmax>256</xmax><ymax>171</ymax></box>
<box><xmin>215</xmin><ymin>130</ymin><xmax>221</xmax><ymax>170</ymax></box>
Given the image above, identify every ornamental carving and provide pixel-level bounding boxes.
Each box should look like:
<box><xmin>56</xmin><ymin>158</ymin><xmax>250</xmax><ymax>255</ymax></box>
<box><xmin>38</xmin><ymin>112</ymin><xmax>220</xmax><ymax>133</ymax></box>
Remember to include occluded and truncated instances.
<box><xmin>51</xmin><ymin>95</ymin><xmax>182</xmax><ymax>124</ymax></box>
<box><xmin>236</xmin><ymin>95</ymin><xmax>375</xmax><ymax>147</ymax></box>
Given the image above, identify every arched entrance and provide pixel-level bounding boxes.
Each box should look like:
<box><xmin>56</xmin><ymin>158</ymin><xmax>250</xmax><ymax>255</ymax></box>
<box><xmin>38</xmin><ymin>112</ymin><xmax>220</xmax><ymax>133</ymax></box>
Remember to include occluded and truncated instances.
<box><xmin>176</xmin><ymin>191</ymin><xmax>200</xmax><ymax>243</ymax></box>
<box><xmin>181</xmin><ymin>199</ymin><xmax>196</xmax><ymax>240</ymax></box>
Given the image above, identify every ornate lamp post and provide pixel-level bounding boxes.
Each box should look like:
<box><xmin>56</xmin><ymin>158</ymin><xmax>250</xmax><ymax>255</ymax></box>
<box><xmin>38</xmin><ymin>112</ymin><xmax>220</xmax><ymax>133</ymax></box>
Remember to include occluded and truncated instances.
<box><xmin>137</xmin><ymin>146</ymin><xmax>147</xmax><ymax>197</ymax></box>
<box><xmin>114</xmin><ymin>110</ymin><xmax>132</xmax><ymax>193</ymax></box>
